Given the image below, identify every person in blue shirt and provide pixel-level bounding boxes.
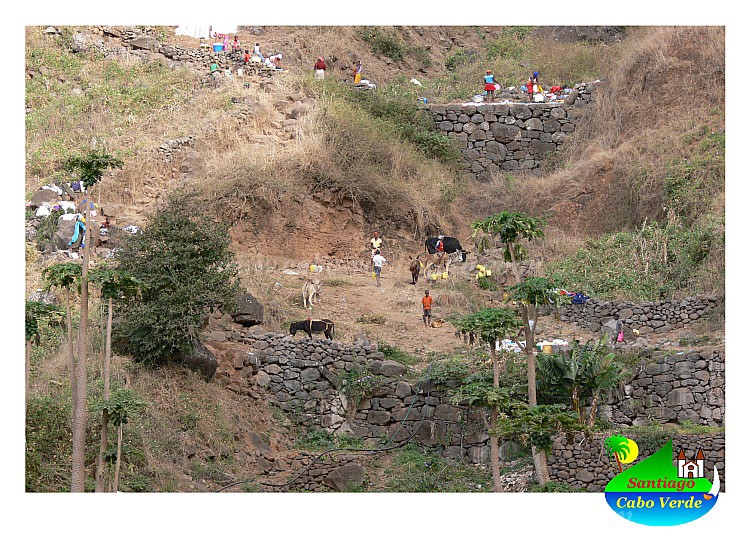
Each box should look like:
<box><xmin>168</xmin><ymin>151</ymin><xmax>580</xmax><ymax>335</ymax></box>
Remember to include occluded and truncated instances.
<box><xmin>484</xmin><ymin>70</ymin><xmax>497</xmax><ymax>102</ymax></box>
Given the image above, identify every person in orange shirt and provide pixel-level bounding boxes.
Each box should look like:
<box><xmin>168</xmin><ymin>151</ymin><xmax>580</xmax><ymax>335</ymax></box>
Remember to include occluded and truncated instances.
<box><xmin>422</xmin><ymin>290</ymin><xmax>433</xmax><ymax>327</ymax></box>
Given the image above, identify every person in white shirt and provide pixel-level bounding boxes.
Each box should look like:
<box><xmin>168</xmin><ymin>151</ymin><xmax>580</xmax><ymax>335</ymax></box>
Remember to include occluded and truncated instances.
<box><xmin>372</xmin><ymin>249</ymin><xmax>387</xmax><ymax>287</ymax></box>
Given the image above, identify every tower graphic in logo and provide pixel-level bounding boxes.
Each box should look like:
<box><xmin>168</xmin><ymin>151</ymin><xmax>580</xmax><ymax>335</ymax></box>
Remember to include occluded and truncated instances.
<box><xmin>677</xmin><ymin>448</ymin><xmax>704</xmax><ymax>479</ymax></box>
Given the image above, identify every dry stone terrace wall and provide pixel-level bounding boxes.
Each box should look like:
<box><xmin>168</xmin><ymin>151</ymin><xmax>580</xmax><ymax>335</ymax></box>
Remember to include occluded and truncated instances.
<box><xmin>558</xmin><ymin>295</ymin><xmax>722</xmax><ymax>335</ymax></box>
<box><xmin>548</xmin><ymin>432</ymin><xmax>725</xmax><ymax>492</ymax></box>
<box><xmin>220</xmin><ymin>332</ymin><xmax>498</xmax><ymax>464</ymax></box>
<box><xmin>601</xmin><ymin>350</ymin><xmax>724</xmax><ymax>427</ymax></box>
<box><xmin>427</xmin><ymin>83</ymin><xmax>597</xmax><ymax>179</ymax></box>
<box><xmin>217</xmin><ymin>331</ymin><xmax>725</xmax><ymax>467</ymax></box>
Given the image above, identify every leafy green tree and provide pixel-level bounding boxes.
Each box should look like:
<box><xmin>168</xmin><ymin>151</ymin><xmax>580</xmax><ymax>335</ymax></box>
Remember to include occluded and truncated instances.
<box><xmin>91</xmin><ymin>388</ymin><xmax>147</xmax><ymax>491</ymax></box>
<box><xmin>493</xmin><ymin>403</ymin><xmax>583</xmax><ymax>454</ymax></box>
<box><xmin>87</xmin><ymin>268</ymin><xmax>142</xmax><ymax>492</ymax></box>
<box><xmin>537</xmin><ymin>339</ymin><xmax>627</xmax><ymax>427</ymax></box>
<box><xmin>470</xmin><ymin>211</ymin><xmax>552</xmax><ymax>484</ymax></box>
<box><xmin>450</xmin><ymin>308</ymin><xmax>521</xmax><ymax>492</ymax></box>
<box><xmin>61</xmin><ymin>148</ymin><xmax>123</xmax><ymax>492</ymax></box>
<box><xmin>115</xmin><ymin>196</ymin><xmax>241</xmax><ymax>366</ymax></box>
<box><xmin>42</xmin><ymin>263</ymin><xmax>82</xmax><ymax>421</ymax></box>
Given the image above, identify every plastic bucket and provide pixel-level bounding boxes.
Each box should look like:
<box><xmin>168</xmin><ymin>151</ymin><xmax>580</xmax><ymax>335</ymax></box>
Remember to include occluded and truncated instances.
<box><xmin>442</xmin><ymin>272</ymin><xmax>448</xmax><ymax>279</ymax></box>
<box><xmin>542</xmin><ymin>344</ymin><xmax>553</xmax><ymax>354</ymax></box>
<box><xmin>213</xmin><ymin>43</ymin><xmax>223</xmax><ymax>52</ymax></box>
<box><xmin>485</xmin><ymin>269</ymin><xmax>492</xmax><ymax>277</ymax></box>
<box><xmin>431</xmin><ymin>274</ymin><xmax>438</xmax><ymax>281</ymax></box>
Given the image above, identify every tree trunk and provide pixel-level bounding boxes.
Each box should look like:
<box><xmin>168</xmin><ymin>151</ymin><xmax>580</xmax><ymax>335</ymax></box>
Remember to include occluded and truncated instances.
<box><xmin>95</xmin><ymin>297</ymin><xmax>114</xmax><ymax>492</ymax></box>
<box><xmin>113</xmin><ymin>424</ymin><xmax>123</xmax><ymax>492</ymax></box>
<box><xmin>71</xmin><ymin>209</ymin><xmax>92</xmax><ymax>492</ymax></box>
<box><xmin>490</xmin><ymin>343</ymin><xmax>500</xmax><ymax>386</ymax></box>
<box><xmin>532</xmin><ymin>446</ymin><xmax>550</xmax><ymax>484</ymax></box>
<box><xmin>490</xmin><ymin>407</ymin><xmax>502</xmax><ymax>492</ymax></box>
<box><xmin>508</xmin><ymin>242</ymin><xmax>521</xmax><ymax>284</ymax></box>
<box><xmin>614</xmin><ymin>452</ymin><xmax>623</xmax><ymax>473</ymax></box>
<box><xmin>589</xmin><ymin>394</ymin><xmax>600</xmax><ymax>427</ymax></box>
<box><xmin>67</xmin><ymin>290</ymin><xmax>77</xmax><ymax>425</ymax></box>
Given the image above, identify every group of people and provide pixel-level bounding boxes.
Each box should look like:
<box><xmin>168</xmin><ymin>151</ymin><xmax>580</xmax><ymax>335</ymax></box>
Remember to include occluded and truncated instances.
<box><xmin>366</xmin><ymin>231</ymin><xmax>436</xmax><ymax>327</ymax></box>
<box><xmin>481</xmin><ymin>69</ymin><xmax>568</xmax><ymax>103</ymax></box>
<box><xmin>209</xmin><ymin>38</ymin><xmax>284</xmax><ymax>77</ymax></box>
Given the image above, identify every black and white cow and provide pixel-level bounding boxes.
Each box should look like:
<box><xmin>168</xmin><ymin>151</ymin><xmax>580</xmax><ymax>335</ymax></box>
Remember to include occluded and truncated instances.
<box><xmin>425</xmin><ymin>236</ymin><xmax>468</xmax><ymax>261</ymax></box>
<box><xmin>289</xmin><ymin>319</ymin><xmax>335</xmax><ymax>340</ymax></box>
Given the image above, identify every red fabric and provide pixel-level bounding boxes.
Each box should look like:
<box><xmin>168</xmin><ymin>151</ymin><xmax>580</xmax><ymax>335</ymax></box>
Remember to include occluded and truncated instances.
<box><xmin>436</xmin><ymin>241</ymin><xmax>444</xmax><ymax>252</ymax></box>
<box><xmin>422</xmin><ymin>296</ymin><xmax>433</xmax><ymax>310</ymax></box>
<box><xmin>314</xmin><ymin>60</ymin><xmax>326</xmax><ymax>70</ymax></box>
<box><xmin>485</xmin><ymin>83</ymin><xmax>496</xmax><ymax>91</ymax></box>
<box><xmin>244</xmin><ymin>53</ymin><xmax>250</xmax><ymax>64</ymax></box>
<box><xmin>550</xmin><ymin>85</ymin><xmax>562</xmax><ymax>93</ymax></box>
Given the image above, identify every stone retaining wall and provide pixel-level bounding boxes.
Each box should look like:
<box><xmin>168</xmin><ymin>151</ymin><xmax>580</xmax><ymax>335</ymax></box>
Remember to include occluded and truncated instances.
<box><xmin>212</xmin><ymin>330</ymin><xmax>725</xmax><ymax>469</ymax></box>
<box><xmin>427</xmin><ymin>82</ymin><xmax>598</xmax><ymax>179</ymax></box>
<box><xmin>601</xmin><ymin>350</ymin><xmax>724</xmax><ymax>427</ymax></box>
<box><xmin>548</xmin><ymin>432</ymin><xmax>725</xmax><ymax>492</ymax></box>
<box><xmin>558</xmin><ymin>295</ymin><xmax>722</xmax><ymax>335</ymax></box>
<box><xmin>213</xmin><ymin>332</ymin><xmax>500</xmax><ymax>463</ymax></box>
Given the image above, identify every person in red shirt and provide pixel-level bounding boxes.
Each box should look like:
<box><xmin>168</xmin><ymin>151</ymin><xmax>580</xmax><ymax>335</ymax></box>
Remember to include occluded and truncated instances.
<box><xmin>243</xmin><ymin>50</ymin><xmax>250</xmax><ymax>64</ymax></box>
<box><xmin>435</xmin><ymin>236</ymin><xmax>445</xmax><ymax>259</ymax></box>
<box><xmin>422</xmin><ymin>290</ymin><xmax>433</xmax><ymax>327</ymax></box>
<box><xmin>314</xmin><ymin>56</ymin><xmax>326</xmax><ymax>80</ymax></box>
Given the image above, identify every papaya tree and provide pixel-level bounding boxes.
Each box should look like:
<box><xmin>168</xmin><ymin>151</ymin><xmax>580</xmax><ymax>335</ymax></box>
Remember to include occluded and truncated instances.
<box><xmin>87</xmin><ymin>268</ymin><xmax>142</xmax><ymax>493</ymax></box>
<box><xmin>450</xmin><ymin>307</ymin><xmax>521</xmax><ymax>492</ymax></box>
<box><xmin>61</xmin><ymin>149</ymin><xmax>123</xmax><ymax>492</ymax></box>
<box><xmin>42</xmin><ymin>263</ymin><xmax>82</xmax><ymax>422</ymax></box>
<box><xmin>91</xmin><ymin>388</ymin><xmax>146</xmax><ymax>491</ymax></box>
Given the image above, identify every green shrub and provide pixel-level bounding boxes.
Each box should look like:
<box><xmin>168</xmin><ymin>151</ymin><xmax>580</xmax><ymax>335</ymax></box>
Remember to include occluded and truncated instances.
<box><xmin>356</xmin><ymin>314</ymin><xmax>386</xmax><ymax>325</ymax></box>
<box><xmin>486</xmin><ymin>29</ymin><xmax>531</xmax><ymax>61</ymax></box>
<box><xmin>115</xmin><ymin>194</ymin><xmax>241</xmax><ymax>366</ymax></box>
<box><xmin>445</xmin><ymin>48</ymin><xmax>472</xmax><ymax>71</ymax></box>
<box><xmin>336</xmin><ymin>365</ymin><xmax>385</xmax><ymax>410</ymax></box>
<box><xmin>359</xmin><ymin>27</ymin><xmax>406</xmax><ymax>62</ymax></box>
<box><xmin>477</xmin><ymin>276</ymin><xmax>498</xmax><ymax>291</ymax></box>
<box><xmin>26</xmin><ymin>394</ymin><xmax>73</xmax><ymax>491</ymax></box>
<box><xmin>378</xmin><ymin>342</ymin><xmax>419</xmax><ymax>366</ymax></box>
<box><xmin>384</xmin><ymin>443</ymin><xmax>492</xmax><ymax>492</ymax></box>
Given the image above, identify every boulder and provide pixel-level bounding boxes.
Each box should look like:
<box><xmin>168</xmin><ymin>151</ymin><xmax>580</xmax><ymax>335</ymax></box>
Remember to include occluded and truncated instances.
<box><xmin>128</xmin><ymin>36</ymin><xmax>161</xmax><ymax>51</ymax></box>
<box><xmin>489</xmin><ymin>123</ymin><xmax>522</xmax><ymax>143</ymax></box>
<box><xmin>53</xmin><ymin>218</ymin><xmax>80</xmax><ymax>251</ymax></box>
<box><xmin>323</xmin><ymin>462</ymin><xmax>365</xmax><ymax>491</ymax></box>
<box><xmin>374</xmin><ymin>360</ymin><xmax>407</xmax><ymax>378</ymax></box>
<box><xmin>28</xmin><ymin>290</ymin><xmax>58</xmax><ymax>306</ymax></box>
<box><xmin>175</xmin><ymin>339</ymin><xmax>219</xmax><ymax>381</ymax></box>
<box><xmin>231</xmin><ymin>292</ymin><xmax>264</xmax><ymax>326</ymax></box>
<box><xmin>29</xmin><ymin>188</ymin><xmax>60</xmax><ymax>208</ymax></box>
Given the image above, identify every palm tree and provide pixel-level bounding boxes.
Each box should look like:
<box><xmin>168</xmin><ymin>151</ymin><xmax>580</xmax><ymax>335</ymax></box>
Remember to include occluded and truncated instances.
<box><xmin>88</xmin><ymin>268</ymin><xmax>142</xmax><ymax>492</ymax></box>
<box><xmin>42</xmin><ymin>263</ymin><xmax>82</xmax><ymax>423</ymax></box>
<box><xmin>604</xmin><ymin>434</ymin><xmax>631</xmax><ymax>473</ymax></box>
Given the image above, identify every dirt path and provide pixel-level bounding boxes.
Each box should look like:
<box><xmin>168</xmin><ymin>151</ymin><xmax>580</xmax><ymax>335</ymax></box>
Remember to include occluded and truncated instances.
<box><xmin>272</xmin><ymin>258</ymin><xmax>471</xmax><ymax>367</ymax></box>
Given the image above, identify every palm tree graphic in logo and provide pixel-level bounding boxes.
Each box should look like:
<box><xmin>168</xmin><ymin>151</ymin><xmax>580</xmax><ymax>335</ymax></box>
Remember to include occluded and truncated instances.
<box><xmin>604</xmin><ymin>434</ymin><xmax>639</xmax><ymax>473</ymax></box>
